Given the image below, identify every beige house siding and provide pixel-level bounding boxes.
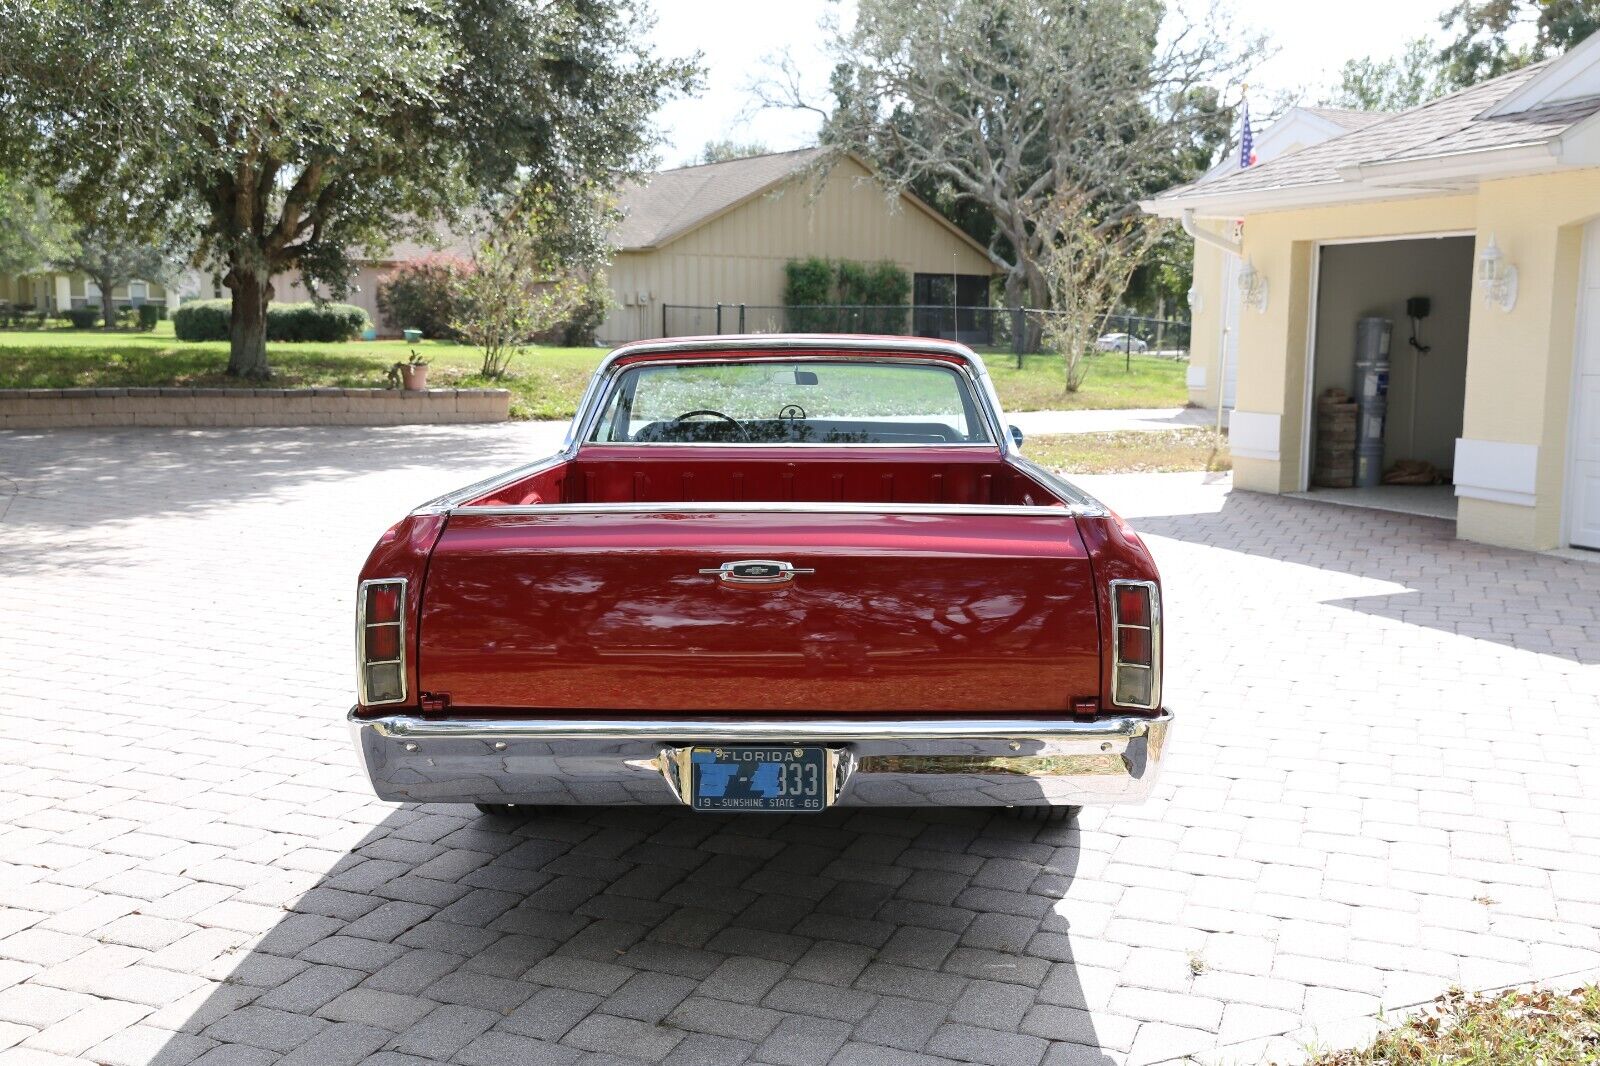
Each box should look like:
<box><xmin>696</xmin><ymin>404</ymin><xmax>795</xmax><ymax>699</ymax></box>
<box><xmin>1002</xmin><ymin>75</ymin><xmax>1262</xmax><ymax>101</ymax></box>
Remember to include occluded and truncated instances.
<box><xmin>600</xmin><ymin>157</ymin><xmax>995</xmax><ymax>344</ymax></box>
<box><xmin>274</xmin><ymin>264</ymin><xmax>394</xmax><ymax>334</ymax></box>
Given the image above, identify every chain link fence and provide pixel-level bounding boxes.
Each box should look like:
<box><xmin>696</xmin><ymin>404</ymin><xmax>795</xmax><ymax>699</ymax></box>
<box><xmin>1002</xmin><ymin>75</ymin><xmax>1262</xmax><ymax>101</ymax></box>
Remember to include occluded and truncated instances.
<box><xmin>660</xmin><ymin>303</ymin><xmax>1190</xmax><ymax>364</ymax></box>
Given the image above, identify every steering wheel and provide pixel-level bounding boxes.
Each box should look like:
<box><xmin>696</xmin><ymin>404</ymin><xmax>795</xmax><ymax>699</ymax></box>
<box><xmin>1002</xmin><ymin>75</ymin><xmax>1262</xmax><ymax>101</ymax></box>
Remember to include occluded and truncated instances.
<box><xmin>671</xmin><ymin>409</ymin><xmax>749</xmax><ymax>441</ymax></box>
<box><xmin>778</xmin><ymin>403</ymin><xmax>806</xmax><ymax>422</ymax></box>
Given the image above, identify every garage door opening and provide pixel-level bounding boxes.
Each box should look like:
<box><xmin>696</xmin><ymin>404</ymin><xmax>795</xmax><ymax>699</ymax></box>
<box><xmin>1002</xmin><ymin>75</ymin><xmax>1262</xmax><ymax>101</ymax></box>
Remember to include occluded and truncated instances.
<box><xmin>1296</xmin><ymin>235</ymin><xmax>1475</xmax><ymax>520</ymax></box>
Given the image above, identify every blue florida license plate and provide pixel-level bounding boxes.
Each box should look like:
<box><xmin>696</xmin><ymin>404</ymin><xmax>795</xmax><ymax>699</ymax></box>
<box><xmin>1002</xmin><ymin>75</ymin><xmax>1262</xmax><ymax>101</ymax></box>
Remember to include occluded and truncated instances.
<box><xmin>690</xmin><ymin>746</ymin><xmax>828</xmax><ymax>812</ymax></box>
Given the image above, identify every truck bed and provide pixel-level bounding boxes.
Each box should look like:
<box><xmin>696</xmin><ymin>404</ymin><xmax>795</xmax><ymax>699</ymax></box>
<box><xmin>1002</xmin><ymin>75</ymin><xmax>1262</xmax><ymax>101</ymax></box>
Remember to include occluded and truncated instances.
<box><xmin>465</xmin><ymin>446</ymin><xmax>1066</xmax><ymax>508</ymax></box>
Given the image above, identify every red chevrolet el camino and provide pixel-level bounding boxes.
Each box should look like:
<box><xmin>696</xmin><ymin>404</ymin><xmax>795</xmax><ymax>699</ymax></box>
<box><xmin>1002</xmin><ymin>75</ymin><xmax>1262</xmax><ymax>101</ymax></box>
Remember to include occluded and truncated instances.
<box><xmin>349</xmin><ymin>335</ymin><xmax>1172</xmax><ymax>819</ymax></box>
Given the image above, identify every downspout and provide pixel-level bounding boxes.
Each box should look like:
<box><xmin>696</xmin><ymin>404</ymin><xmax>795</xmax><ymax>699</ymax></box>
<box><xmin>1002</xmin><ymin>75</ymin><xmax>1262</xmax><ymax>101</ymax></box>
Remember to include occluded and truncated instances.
<box><xmin>1181</xmin><ymin>209</ymin><xmax>1243</xmax><ymax>434</ymax></box>
<box><xmin>1182</xmin><ymin>209</ymin><xmax>1242</xmax><ymax>257</ymax></box>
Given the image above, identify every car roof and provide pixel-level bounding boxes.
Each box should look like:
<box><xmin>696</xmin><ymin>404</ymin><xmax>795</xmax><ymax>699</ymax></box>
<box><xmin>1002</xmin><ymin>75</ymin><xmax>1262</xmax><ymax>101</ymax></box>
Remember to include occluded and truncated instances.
<box><xmin>606</xmin><ymin>334</ymin><xmax>984</xmax><ymax>367</ymax></box>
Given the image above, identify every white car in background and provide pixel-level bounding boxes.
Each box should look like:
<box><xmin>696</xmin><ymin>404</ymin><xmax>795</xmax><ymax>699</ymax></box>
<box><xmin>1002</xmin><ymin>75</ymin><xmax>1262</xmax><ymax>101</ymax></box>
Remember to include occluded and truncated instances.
<box><xmin>1095</xmin><ymin>332</ymin><xmax>1148</xmax><ymax>353</ymax></box>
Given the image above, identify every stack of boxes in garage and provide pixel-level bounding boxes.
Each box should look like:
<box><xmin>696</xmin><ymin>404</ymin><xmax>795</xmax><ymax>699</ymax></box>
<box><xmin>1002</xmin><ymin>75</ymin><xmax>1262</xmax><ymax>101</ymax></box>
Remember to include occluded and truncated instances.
<box><xmin>1313</xmin><ymin>389</ymin><xmax>1358</xmax><ymax>488</ymax></box>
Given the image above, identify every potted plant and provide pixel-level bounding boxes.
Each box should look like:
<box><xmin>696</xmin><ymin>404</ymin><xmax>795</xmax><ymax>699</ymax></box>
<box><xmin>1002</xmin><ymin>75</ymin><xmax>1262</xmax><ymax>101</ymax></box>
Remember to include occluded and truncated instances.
<box><xmin>388</xmin><ymin>349</ymin><xmax>430</xmax><ymax>391</ymax></box>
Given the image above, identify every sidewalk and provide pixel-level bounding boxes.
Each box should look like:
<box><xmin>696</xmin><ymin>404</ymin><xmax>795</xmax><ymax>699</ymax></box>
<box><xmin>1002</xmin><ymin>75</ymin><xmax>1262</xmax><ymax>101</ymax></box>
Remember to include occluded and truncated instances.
<box><xmin>1007</xmin><ymin>406</ymin><xmax>1212</xmax><ymax>435</ymax></box>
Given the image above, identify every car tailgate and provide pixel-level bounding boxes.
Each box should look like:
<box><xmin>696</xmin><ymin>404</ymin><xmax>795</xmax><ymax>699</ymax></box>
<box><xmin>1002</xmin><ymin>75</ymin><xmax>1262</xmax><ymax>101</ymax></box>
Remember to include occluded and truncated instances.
<box><xmin>418</xmin><ymin>509</ymin><xmax>1101</xmax><ymax>714</ymax></box>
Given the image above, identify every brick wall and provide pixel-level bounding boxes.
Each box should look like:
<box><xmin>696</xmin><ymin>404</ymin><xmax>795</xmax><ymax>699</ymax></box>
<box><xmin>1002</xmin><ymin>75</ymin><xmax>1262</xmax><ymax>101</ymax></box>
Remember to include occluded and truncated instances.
<box><xmin>0</xmin><ymin>387</ymin><xmax>511</xmax><ymax>429</ymax></box>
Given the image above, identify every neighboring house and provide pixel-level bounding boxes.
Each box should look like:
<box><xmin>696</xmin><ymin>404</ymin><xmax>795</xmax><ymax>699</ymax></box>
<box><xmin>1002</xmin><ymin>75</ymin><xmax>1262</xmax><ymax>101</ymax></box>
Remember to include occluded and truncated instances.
<box><xmin>0</xmin><ymin>271</ymin><xmax>181</xmax><ymax>315</ymax></box>
<box><xmin>601</xmin><ymin>148</ymin><xmax>997</xmax><ymax>344</ymax></box>
<box><xmin>1145</xmin><ymin>33</ymin><xmax>1600</xmax><ymax>555</ymax></box>
<box><xmin>1183</xmin><ymin>106</ymin><xmax>1391</xmax><ymax>412</ymax></box>
<box><xmin>272</xmin><ymin>232</ymin><xmax>472</xmax><ymax>335</ymax></box>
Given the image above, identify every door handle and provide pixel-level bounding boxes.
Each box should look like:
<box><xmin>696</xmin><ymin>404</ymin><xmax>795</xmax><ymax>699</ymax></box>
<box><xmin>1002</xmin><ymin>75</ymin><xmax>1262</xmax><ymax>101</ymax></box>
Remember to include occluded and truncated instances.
<box><xmin>698</xmin><ymin>559</ymin><xmax>815</xmax><ymax>586</ymax></box>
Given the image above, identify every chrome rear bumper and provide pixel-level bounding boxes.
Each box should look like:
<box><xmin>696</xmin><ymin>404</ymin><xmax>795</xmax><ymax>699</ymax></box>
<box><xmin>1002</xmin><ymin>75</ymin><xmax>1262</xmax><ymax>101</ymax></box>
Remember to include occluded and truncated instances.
<box><xmin>348</xmin><ymin>710</ymin><xmax>1174</xmax><ymax>809</ymax></box>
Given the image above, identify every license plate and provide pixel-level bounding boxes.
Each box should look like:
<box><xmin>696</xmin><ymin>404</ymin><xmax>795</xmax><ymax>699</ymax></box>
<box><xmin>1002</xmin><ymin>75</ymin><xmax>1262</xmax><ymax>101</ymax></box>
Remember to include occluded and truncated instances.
<box><xmin>690</xmin><ymin>745</ymin><xmax>828</xmax><ymax>812</ymax></box>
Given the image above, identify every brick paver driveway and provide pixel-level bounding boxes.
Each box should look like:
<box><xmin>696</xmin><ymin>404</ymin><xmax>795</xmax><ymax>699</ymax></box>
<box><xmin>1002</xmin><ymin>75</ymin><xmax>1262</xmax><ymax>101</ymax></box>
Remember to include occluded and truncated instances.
<box><xmin>3</xmin><ymin>425</ymin><xmax>1599</xmax><ymax>1066</ymax></box>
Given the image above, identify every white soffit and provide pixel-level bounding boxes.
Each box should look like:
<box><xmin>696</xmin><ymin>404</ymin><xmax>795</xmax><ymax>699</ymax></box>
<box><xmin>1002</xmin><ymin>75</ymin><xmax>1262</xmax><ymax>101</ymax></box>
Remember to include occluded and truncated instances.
<box><xmin>1454</xmin><ymin>438</ymin><xmax>1540</xmax><ymax>507</ymax></box>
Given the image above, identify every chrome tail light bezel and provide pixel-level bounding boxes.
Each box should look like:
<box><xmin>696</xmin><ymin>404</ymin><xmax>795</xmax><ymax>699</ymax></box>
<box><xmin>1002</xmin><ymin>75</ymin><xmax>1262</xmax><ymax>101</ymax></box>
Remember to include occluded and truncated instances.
<box><xmin>357</xmin><ymin>578</ymin><xmax>408</xmax><ymax>706</ymax></box>
<box><xmin>1109</xmin><ymin>579</ymin><xmax>1161</xmax><ymax>710</ymax></box>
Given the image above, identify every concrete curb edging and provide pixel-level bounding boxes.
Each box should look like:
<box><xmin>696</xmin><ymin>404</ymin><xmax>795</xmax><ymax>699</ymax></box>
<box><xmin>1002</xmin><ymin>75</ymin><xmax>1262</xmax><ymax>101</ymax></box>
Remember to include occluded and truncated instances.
<box><xmin>0</xmin><ymin>386</ymin><xmax>511</xmax><ymax>428</ymax></box>
<box><xmin>1149</xmin><ymin>962</ymin><xmax>1600</xmax><ymax>1066</ymax></box>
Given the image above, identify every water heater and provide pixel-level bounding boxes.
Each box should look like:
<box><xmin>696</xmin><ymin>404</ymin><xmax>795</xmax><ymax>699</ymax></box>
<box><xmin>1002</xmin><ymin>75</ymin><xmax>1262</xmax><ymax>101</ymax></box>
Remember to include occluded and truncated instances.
<box><xmin>1352</xmin><ymin>316</ymin><xmax>1393</xmax><ymax>489</ymax></box>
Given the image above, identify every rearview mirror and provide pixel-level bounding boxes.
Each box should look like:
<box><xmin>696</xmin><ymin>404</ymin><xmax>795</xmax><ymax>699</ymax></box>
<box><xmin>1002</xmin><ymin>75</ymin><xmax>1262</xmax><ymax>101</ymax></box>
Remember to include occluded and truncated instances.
<box><xmin>794</xmin><ymin>370</ymin><xmax>818</xmax><ymax>386</ymax></box>
<box><xmin>1009</xmin><ymin>425</ymin><xmax>1024</xmax><ymax>448</ymax></box>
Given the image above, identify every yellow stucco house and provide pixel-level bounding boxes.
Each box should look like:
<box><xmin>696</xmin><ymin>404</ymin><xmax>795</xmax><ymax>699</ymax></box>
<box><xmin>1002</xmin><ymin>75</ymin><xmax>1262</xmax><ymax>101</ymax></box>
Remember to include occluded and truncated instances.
<box><xmin>0</xmin><ymin>271</ymin><xmax>183</xmax><ymax>317</ymax></box>
<box><xmin>600</xmin><ymin>148</ymin><xmax>996</xmax><ymax>344</ymax></box>
<box><xmin>1146</xmin><ymin>35</ymin><xmax>1600</xmax><ymax>554</ymax></box>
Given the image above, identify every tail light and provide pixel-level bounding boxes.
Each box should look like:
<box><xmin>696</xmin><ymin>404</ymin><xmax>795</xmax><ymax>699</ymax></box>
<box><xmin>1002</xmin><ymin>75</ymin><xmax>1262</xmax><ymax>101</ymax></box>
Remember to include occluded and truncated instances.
<box><xmin>1110</xmin><ymin>580</ymin><xmax>1160</xmax><ymax>709</ymax></box>
<box><xmin>358</xmin><ymin>579</ymin><xmax>407</xmax><ymax>705</ymax></box>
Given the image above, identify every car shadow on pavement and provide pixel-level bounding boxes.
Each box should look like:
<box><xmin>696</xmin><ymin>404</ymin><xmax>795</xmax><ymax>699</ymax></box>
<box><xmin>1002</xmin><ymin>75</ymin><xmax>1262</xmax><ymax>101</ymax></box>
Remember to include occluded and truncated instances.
<box><xmin>143</xmin><ymin>803</ymin><xmax>1122</xmax><ymax>1066</ymax></box>
<box><xmin>1136</xmin><ymin>490</ymin><xmax>1600</xmax><ymax>666</ymax></box>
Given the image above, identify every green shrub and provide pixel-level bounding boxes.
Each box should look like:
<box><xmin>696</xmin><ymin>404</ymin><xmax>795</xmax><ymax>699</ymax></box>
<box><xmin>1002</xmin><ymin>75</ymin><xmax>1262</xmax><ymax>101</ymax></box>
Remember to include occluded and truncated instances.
<box><xmin>544</xmin><ymin>275</ymin><xmax>612</xmax><ymax>347</ymax></box>
<box><xmin>376</xmin><ymin>257</ymin><xmax>469</xmax><ymax>340</ymax></box>
<box><xmin>173</xmin><ymin>299</ymin><xmax>231</xmax><ymax>341</ymax></box>
<box><xmin>835</xmin><ymin>260</ymin><xmax>910</xmax><ymax>333</ymax></box>
<box><xmin>137</xmin><ymin>304</ymin><xmax>161</xmax><ymax>331</ymax></box>
<box><xmin>65</xmin><ymin>306</ymin><xmax>100</xmax><ymax>329</ymax></box>
<box><xmin>783</xmin><ymin>257</ymin><xmax>910</xmax><ymax>333</ymax></box>
<box><xmin>784</xmin><ymin>257</ymin><xmax>836</xmax><ymax>332</ymax></box>
<box><xmin>172</xmin><ymin>298</ymin><xmax>372</xmax><ymax>342</ymax></box>
<box><xmin>269</xmin><ymin>301</ymin><xmax>370</xmax><ymax>342</ymax></box>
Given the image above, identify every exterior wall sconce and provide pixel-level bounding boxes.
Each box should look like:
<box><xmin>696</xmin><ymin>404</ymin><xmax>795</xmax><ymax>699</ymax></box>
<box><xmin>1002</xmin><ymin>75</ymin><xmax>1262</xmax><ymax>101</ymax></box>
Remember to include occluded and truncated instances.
<box><xmin>1186</xmin><ymin>286</ymin><xmax>1203</xmax><ymax>315</ymax></box>
<box><xmin>1477</xmin><ymin>233</ymin><xmax>1518</xmax><ymax>311</ymax></box>
<box><xmin>1238</xmin><ymin>258</ymin><xmax>1268</xmax><ymax>313</ymax></box>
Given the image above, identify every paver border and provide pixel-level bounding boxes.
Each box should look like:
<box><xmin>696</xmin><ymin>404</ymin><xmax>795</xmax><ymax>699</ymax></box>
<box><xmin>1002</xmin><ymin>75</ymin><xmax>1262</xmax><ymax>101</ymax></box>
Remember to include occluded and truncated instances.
<box><xmin>0</xmin><ymin>387</ymin><xmax>510</xmax><ymax>428</ymax></box>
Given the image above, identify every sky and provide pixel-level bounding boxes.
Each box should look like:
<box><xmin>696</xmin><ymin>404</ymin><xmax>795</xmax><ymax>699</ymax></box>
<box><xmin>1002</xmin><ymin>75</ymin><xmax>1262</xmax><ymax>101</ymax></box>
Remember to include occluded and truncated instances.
<box><xmin>643</xmin><ymin>0</ymin><xmax>1463</xmax><ymax>169</ymax></box>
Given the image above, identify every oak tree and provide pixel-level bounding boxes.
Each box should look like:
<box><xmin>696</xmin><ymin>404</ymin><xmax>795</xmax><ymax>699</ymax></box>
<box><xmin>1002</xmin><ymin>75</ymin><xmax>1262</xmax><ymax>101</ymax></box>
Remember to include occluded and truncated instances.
<box><xmin>0</xmin><ymin>0</ymin><xmax>697</xmax><ymax>376</ymax></box>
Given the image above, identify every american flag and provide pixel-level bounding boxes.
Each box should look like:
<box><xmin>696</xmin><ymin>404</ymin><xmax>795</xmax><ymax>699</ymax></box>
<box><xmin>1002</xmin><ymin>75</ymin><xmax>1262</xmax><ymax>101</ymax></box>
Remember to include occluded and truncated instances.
<box><xmin>1239</xmin><ymin>95</ymin><xmax>1257</xmax><ymax>168</ymax></box>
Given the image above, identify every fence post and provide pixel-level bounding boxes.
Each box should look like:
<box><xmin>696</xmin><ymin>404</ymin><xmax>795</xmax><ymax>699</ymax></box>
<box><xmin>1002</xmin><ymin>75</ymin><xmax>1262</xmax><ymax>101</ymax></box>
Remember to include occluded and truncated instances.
<box><xmin>715</xmin><ymin>303</ymin><xmax>722</xmax><ymax>335</ymax></box>
<box><xmin>1011</xmin><ymin>306</ymin><xmax>1024</xmax><ymax>369</ymax></box>
<box><xmin>739</xmin><ymin>304</ymin><xmax>746</xmax><ymax>333</ymax></box>
<box><xmin>661</xmin><ymin>302</ymin><xmax>667</xmax><ymax>338</ymax></box>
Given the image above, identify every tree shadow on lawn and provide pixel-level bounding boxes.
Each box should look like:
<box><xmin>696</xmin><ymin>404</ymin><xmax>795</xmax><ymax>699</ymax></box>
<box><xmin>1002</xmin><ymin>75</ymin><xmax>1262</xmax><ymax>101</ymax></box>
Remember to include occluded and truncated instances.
<box><xmin>141</xmin><ymin>803</ymin><xmax>1121</xmax><ymax>1066</ymax></box>
<box><xmin>1134</xmin><ymin>489</ymin><xmax>1600</xmax><ymax>666</ymax></box>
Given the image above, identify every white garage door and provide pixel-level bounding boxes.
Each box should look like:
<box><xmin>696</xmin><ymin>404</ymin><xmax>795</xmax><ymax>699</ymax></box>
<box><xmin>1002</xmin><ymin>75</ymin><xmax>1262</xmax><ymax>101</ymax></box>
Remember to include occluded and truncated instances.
<box><xmin>1569</xmin><ymin>217</ymin><xmax>1600</xmax><ymax>550</ymax></box>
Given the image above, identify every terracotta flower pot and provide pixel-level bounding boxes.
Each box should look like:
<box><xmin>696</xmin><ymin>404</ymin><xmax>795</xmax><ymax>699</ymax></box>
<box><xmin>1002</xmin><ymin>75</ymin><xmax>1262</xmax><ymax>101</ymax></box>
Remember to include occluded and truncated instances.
<box><xmin>399</xmin><ymin>364</ymin><xmax>429</xmax><ymax>391</ymax></box>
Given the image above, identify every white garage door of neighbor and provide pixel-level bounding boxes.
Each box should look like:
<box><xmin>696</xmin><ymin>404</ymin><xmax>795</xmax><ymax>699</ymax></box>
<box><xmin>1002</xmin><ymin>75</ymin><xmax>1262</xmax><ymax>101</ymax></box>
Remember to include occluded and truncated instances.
<box><xmin>1569</xmin><ymin>217</ymin><xmax>1600</xmax><ymax>550</ymax></box>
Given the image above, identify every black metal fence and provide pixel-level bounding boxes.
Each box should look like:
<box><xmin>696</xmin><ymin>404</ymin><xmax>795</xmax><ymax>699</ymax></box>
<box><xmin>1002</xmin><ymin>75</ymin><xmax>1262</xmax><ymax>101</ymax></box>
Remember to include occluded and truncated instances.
<box><xmin>660</xmin><ymin>303</ymin><xmax>1190</xmax><ymax>361</ymax></box>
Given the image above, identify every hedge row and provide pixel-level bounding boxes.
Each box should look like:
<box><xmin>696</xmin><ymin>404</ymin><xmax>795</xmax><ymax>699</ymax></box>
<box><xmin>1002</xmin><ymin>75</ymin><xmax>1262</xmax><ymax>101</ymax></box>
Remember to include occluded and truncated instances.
<box><xmin>173</xmin><ymin>299</ymin><xmax>371</xmax><ymax>343</ymax></box>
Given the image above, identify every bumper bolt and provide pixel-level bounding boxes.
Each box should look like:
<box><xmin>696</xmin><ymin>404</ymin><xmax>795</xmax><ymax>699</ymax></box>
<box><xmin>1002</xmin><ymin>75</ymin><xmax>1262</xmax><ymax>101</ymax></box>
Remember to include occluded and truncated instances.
<box><xmin>493</xmin><ymin>741</ymin><xmax>508</xmax><ymax>751</ymax></box>
<box><xmin>404</xmin><ymin>742</ymin><xmax>418</xmax><ymax>752</ymax></box>
<box><xmin>1008</xmin><ymin>741</ymin><xmax>1021</xmax><ymax>751</ymax></box>
<box><xmin>1101</xmin><ymin>742</ymin><xmax>1113</xmax><ymax>752</ymax></box>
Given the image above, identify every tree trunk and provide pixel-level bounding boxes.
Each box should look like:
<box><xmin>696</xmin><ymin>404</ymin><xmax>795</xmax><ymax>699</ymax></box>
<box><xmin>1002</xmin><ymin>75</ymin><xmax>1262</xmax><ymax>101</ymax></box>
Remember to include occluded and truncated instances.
<box><xmin>225</xmin><ymin>265</ymin><xmax>273</xmax><ymax>378</ymax></box>
<box><xmin>98</xmin><ymin>279</ymin><xmax>115</xmax><ymax>331</ymax></box>
<box><xmin>1004</xmin><ymin>268</ymin><xmax>1046</xmax><ymax>356</ymax></box>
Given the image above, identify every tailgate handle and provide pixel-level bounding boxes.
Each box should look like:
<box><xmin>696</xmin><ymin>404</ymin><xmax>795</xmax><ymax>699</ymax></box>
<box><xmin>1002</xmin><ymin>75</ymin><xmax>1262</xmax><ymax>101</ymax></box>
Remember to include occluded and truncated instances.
<box><xmin>699</xmin><ymin>559</ymin><xmax>815</xmax><ymax>587</ymax></box>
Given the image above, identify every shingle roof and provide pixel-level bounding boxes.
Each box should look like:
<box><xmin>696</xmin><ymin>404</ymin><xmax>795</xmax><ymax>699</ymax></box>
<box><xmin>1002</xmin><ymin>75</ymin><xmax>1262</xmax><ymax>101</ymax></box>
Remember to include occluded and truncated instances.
<box><xmin>1300</xmin><ymin>106</ymin><xmax>1393</xmax><ymax>132</ymax></box>
<box><xmin>613</xmin><ymin>148</ymin><xmax>831</xmax><ymax>250</ymax></box>
<box><xmin>1152</xmin><ymin>60</ymin><xmax>1600</xmax><ymax>207</ymax></box>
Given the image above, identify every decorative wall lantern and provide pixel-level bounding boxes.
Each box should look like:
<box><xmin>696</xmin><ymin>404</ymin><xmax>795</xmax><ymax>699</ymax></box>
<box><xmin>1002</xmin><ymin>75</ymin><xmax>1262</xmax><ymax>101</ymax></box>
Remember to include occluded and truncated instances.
<box><xmin>1477</xmin><ymin>233</ymin><xmax>1518</xmax><ymax>311</ymax></box>
<box><xmin>1238</xmin><ymin>258</ymin><xmax>1268</xmax><ymax>313</ymax></box>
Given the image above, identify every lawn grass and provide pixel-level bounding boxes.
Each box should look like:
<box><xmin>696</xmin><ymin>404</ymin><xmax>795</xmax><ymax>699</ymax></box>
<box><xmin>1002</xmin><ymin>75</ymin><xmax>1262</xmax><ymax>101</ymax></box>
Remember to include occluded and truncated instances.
<box><xmin>0</xmin><ymin>325</ymin><xmax>1189</xmax><ymax>420</ymax></box>
<box><xmin>1021</xmin><ymin>429</ymin><xmax>1231</xmax><ymax>474</ymax></box>
<box><xmin>1306</xmin><ymin>985</ymin><xmax>1600</xmax><ymax>1065</ymax></box>
<box><xmin>981</xmin><ymin>349</ymin><xmax>1189</xmax><ymax>412</ymax></box>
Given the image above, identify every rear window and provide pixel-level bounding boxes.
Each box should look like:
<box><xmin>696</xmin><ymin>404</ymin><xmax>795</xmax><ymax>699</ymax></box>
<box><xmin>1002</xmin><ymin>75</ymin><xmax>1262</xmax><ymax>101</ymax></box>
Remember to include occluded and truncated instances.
<box><xmin>587</xmin><ymin>360</ymin><xmax>992</xmax><ymax>445</ymax></box>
